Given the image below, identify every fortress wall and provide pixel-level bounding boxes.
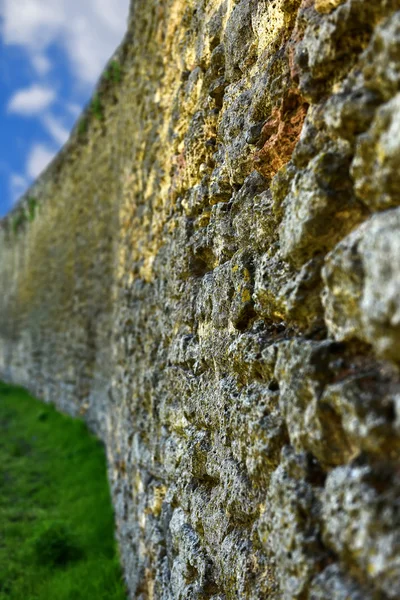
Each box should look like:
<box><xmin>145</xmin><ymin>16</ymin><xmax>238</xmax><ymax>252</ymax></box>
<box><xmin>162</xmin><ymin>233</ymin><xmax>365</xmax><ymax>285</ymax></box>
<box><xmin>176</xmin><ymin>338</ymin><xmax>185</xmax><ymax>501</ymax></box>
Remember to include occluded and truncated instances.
<box><xmin>2</xmin><ymin>1</ymin><xmax>400</xmax><ymax>598</ymax></box>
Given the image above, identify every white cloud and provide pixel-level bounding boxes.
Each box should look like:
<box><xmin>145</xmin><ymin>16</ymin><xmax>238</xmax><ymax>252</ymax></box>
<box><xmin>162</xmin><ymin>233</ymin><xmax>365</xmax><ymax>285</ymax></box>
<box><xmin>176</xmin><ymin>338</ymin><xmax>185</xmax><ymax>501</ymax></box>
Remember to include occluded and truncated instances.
<box><xmin>0</xmin><ymin>0</ymin><xmax>130</xmax><ymax>85</ymax></box>
<box><xmin>26</xmin><ymin>144</ymin><xmax>56</xmax><ymax>179</ymax></box>
<box><xmin>31</xmin><ymin>53</ymin><xmax>52</xmax><ymax>76</ymax></box>
<box><xmin>7</xmin><ymin>84</ymin><xmax>56</xmax><ymax>116</ymax></box>
<box><xmin>66</xmin><ymin>103</ymin><xmax>82</xmax><ymax>118</ymax></box>
<box><xmin>42</xmin><ymin>114</ymin><xmax>70</xmax><ymax>145</ymax></box>
<box><xmin>10</xmin><ymin>173</ymin><xmax>28</xmax><ymax>203</ymax></box>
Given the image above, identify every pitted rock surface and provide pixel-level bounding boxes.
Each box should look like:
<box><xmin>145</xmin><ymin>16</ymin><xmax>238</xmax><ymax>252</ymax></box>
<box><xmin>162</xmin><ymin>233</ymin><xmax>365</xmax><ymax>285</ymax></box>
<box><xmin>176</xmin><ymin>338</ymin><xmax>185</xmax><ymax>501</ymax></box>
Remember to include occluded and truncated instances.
<box><xmin>1</xmin><ymin>1</ymin><xmax>400</xmax><ymax>598</ymax></box>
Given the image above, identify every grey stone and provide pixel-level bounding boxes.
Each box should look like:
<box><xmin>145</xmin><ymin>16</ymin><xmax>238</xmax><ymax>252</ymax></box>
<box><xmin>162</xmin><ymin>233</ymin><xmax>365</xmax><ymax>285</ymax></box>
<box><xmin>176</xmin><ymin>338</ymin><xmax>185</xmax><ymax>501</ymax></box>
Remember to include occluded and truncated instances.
<box><xmin>322</xmin><ymin>463</ymin><xmax>400</xmax><ymax>598</ymax></box>
<box><xmin>322</xmin><ymin>208</ymin><xmax>400</xmax><ymax>361</ymax></box>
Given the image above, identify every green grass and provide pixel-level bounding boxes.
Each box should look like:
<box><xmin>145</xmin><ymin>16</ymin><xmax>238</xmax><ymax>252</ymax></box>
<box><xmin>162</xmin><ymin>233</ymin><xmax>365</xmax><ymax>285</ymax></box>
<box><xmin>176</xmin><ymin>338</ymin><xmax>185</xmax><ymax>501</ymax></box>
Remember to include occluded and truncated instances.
<box><xmin>0</xmin><ymin>381</ymin><xmax>126</xmax><ymax>600</ymax></box>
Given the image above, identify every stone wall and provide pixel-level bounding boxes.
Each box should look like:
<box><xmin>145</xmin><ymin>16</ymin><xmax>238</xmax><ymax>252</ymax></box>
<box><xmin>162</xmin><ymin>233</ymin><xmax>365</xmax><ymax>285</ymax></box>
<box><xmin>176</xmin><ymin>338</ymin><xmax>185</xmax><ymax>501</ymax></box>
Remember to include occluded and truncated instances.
<box><xmin>1</xmin><ymin>0</ymin><xmax>400</xmax><ymax>598</ymax></box>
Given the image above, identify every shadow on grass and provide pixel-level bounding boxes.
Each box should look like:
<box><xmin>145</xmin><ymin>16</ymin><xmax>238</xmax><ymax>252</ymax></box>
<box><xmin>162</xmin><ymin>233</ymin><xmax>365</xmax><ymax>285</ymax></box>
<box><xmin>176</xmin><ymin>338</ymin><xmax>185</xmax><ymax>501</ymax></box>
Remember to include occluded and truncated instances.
<box><xmin>0</xmin><ymin>381</ymin><xmax>127</xmax><ymax>600</ymax></box>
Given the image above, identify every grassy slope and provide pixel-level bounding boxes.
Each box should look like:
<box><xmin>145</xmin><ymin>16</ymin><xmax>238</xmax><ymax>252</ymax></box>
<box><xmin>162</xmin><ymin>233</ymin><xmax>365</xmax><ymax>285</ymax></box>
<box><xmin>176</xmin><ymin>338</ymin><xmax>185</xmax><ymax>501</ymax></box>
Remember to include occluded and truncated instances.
<box><xmin>0</xmin><ymin>381</ymin><xmax>126</xmax><ymax>600</ymax></box>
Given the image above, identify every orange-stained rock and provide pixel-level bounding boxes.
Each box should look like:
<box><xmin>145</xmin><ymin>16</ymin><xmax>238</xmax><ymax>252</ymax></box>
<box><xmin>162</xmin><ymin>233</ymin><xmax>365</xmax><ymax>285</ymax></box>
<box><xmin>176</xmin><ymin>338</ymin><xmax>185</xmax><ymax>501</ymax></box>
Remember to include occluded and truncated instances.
<box><xmin>254</xmin><ymin>89</ymin><xmax>309</xmax><ymax>180</ymax></box>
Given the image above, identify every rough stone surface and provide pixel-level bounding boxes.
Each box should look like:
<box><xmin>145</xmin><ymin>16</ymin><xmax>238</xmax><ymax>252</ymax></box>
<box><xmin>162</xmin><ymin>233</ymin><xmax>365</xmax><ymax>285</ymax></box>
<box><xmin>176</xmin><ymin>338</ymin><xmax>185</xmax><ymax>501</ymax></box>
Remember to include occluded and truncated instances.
<box><xmin>1</xmin><ymin>1</ymin><xmax>400</xmax><ymax>598</ymax></box>
<box><xmin>322</xmin><ymin>208</ymin><xmax>400</xmax><ymax>361</ymax></box>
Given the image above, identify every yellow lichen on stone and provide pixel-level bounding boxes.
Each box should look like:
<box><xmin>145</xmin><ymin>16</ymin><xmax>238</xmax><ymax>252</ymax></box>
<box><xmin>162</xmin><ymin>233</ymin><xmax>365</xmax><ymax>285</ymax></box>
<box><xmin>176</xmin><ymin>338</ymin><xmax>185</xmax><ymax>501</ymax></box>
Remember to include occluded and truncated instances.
<box><xmin>315</xmin><ymin>0</ymin><xmax>345</xmax><ymax>14</ymax></box>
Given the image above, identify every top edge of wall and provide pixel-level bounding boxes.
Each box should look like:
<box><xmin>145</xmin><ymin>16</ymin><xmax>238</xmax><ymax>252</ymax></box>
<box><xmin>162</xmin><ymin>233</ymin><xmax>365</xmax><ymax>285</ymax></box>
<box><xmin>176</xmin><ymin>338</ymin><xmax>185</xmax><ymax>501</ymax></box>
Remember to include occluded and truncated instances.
<box><xmin>0</xmin><ymin>0</ymin><xmax>137</xmax><ymax>232</ymax></box>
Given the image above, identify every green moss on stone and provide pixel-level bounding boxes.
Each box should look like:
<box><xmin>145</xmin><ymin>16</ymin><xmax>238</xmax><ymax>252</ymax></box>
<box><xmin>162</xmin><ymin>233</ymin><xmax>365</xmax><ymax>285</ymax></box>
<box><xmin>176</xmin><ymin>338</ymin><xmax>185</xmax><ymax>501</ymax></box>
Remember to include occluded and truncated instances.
<box><xmin>78</xmin><ymin>117</ymin><xmax>89</xmax><ymax>136</ymax></box>
<box><xmin>27</xmin><ymin>197</ymin><xmax>38</xmax><ymax>222</ymax></box>
<box><xmin>11</xmin><ymin>210</ymin><xmax>27</xmax><ymax>235</ymax></box>
<box><xmin>104</xmin><ymin>60</ymin><xmax>122</xmax><ymax>84</ymax></box>
<box><xmin>91</xmin><ymin>94</ymin><xmax>104</xmax><ymax>121</ymax></box>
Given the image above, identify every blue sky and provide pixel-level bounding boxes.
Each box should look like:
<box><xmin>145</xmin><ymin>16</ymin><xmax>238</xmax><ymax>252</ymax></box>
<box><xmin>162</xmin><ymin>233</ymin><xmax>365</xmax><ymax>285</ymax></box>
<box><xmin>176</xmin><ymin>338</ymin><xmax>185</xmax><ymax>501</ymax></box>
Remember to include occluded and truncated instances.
<box><xmin>0</xmin><ymin>0</ymin><xmax>130</xmax><ymax>217</ymax></box>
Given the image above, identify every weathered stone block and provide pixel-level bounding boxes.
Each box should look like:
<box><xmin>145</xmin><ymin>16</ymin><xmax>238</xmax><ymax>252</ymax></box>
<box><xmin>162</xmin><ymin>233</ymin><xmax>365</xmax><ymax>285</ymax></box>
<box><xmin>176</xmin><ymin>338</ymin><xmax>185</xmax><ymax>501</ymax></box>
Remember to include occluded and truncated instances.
<box><xmin>323</xmin><ymin>208</ymin><xmax>400</xmax><ymax>361</ymax></box>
